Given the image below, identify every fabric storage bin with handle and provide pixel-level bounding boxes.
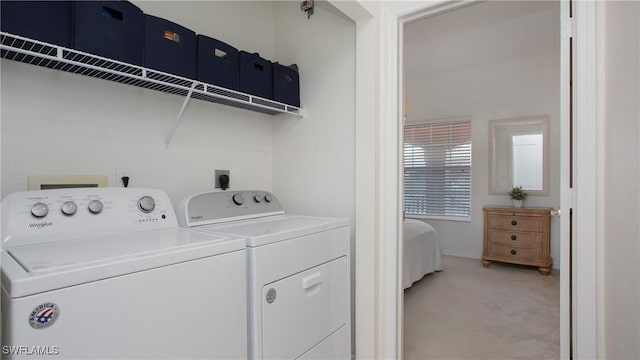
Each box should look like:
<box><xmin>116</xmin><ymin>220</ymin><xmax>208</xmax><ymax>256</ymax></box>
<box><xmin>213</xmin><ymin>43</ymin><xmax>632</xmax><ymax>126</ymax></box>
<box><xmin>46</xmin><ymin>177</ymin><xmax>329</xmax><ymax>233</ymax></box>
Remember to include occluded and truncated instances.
<box><xmin>72</xmin><ymin>1</ymin><xmax>144</xmax><ymax>66</ymax></box>
<box><xmin>273</xmin><ymin>63</ymin><xmax>300</xmax><ymax>107</ymax></box>
<box><xmin>144</xmin><ymin>14</ymin><xmax>196</xmax><ymax>79</ymax></box>
<box><xmin>1</xmin><ymin>1</ymin><xmax>72</xmax><ymax>47</ymax></box>
<box><xmin>197</xmin><ymin>35</ymin><xmax>240</xmax><ymax>91</ymax></box>
<box><xmin>239</xmin><ymin>51</ymin><xmax>273</xmax><ymax>100</ymax></box>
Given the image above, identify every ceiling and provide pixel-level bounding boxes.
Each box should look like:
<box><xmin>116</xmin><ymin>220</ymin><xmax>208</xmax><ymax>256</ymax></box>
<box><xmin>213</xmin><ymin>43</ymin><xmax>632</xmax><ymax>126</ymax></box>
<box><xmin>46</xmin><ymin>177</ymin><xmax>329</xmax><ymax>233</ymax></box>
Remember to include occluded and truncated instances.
<box><xmin>404</xmin><ymin>1</ymin><xmax>560</xmax><ymax>77</ymax></box>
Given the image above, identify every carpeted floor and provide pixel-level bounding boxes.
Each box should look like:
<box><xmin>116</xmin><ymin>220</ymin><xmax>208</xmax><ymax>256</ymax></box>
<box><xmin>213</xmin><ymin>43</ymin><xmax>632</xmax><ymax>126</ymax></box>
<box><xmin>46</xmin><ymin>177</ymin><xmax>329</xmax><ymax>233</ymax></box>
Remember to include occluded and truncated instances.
<box><xmin>403</xmin><ymin>255</ymin><xmax>559</xmax><ymax>359</ymax></box>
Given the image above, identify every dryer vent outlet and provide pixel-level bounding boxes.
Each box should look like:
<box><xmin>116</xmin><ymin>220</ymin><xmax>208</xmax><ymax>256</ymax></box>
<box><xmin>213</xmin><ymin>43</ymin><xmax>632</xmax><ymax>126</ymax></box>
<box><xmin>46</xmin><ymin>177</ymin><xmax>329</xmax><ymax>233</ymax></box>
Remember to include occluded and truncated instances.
<box><xmin>215</xmin><ymin>170</ymin><xmax>230</xmax><ymax>190</ymax></box>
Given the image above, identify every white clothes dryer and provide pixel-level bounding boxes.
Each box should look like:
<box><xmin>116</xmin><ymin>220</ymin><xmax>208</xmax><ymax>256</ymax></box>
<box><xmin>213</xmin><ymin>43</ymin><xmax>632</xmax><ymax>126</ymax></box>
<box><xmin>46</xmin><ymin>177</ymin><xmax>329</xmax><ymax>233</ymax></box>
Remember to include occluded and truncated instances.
<box><xmin>1</xmin><ymin>188</ymin><xmax>247</xmax><ymax>359</ymax></box>
<box><xmin>178</xmin><ymin>190</ymin><xmax>351</xmax><ymax>359</ymax></box>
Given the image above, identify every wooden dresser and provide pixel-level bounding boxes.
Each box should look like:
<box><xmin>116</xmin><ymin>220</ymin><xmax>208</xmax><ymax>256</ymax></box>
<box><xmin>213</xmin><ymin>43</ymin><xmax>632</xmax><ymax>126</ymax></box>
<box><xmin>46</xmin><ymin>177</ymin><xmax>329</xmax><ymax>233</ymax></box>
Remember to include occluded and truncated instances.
<box><xmin>482</xmin><ymin>206</ymin><xmax>553</xmax><ymax>275</ymax></box>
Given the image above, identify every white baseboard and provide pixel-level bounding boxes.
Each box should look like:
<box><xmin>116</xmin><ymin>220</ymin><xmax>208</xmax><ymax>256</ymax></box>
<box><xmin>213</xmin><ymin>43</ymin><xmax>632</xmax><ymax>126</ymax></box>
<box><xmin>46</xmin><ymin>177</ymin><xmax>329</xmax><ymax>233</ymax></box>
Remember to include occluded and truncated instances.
<box><xmin>442</xmin><ymin>249</ymin><xmax>561</xmax><ymax>270</ymax></box>
<box><xmin>441</xmin><ymin>249</ymin><xmax>481</xmax><ymax>259</ymax></box>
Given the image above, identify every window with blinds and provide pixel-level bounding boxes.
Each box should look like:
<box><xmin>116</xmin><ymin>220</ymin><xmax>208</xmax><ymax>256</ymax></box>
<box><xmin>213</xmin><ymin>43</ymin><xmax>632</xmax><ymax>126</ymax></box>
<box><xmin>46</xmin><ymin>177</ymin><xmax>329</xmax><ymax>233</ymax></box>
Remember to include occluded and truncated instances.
<box><xmin>404</xmin><ymin>119</ymin><xmax>472</xmax><ymax>220</ymax></box>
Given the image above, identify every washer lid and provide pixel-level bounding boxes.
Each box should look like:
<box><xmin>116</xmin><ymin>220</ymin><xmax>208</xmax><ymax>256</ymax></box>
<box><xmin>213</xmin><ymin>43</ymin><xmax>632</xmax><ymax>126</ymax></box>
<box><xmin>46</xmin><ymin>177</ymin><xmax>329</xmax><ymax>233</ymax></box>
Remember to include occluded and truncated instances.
<box><xmin>196</xmin><ymin>215</ymin><xmax>349</xmax><ymax>247</ymax></box>
<box><xmin>2</xmin><ymin>228</ymin><xmax>245</xmax><ymax>298</ymax></box>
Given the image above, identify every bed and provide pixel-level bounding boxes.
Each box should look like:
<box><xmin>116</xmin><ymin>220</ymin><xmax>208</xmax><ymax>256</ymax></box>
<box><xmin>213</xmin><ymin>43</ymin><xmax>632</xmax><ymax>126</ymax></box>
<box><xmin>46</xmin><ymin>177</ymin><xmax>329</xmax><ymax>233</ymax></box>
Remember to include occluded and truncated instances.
<box><xmin>403</xmin><ymin>219</ymin><xmax>442</xmax><ymax>289</ymax></box>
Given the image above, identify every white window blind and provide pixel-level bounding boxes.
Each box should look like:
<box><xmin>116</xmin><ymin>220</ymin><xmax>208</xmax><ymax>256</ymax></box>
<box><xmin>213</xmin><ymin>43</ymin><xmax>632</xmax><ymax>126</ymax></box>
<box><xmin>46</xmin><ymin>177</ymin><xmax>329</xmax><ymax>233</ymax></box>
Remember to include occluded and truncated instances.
<box><xmin>404</xmin><ymin>119</ymin><xmax>472</xmax><ymax>219</ymax></box>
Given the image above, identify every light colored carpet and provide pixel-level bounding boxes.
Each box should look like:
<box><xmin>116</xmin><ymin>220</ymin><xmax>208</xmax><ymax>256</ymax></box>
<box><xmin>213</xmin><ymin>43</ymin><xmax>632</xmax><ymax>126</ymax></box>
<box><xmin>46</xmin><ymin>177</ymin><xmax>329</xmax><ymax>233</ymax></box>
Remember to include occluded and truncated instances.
<box><xmin>403</xmin><ymin>255</ymin><xmax>559</xmax><ymax>359</ymax></box>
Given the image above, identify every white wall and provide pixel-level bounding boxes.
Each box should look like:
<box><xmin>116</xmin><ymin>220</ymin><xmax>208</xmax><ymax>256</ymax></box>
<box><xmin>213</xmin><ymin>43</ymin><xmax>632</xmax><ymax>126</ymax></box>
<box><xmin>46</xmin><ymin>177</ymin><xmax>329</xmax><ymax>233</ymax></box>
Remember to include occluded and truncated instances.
<box><xmin>1</xmin><ymin>61</ymin><xmax>274</xmax><ymax>205</ymax></box>
<box><xmin>272</xmin><ymin>3</ymin><xmax>355</xmax><ymax>219</ymax></box>
<box><xmin>403</xmin><ymin>1</ymin><xmax>561</xmax><ymax>267</ymax></box>
<box><xmin>601</xmin><ymin>1</ymin><xmax>640</xmax><ymax>358</ymax></box>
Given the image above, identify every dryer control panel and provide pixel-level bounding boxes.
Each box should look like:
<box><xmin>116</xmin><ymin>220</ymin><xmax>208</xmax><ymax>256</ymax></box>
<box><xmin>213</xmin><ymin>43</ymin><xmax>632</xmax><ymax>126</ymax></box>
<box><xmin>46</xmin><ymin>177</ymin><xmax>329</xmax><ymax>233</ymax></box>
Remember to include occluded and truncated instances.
<box><xmin>1</xmin><ymin>188</ymin><xmax>178</xmax><ymax>247</ymax></box>
<box><xmin>178</xmin><ymin>190</ymin><xmax>284</xmax><ymax>227</ymax></box>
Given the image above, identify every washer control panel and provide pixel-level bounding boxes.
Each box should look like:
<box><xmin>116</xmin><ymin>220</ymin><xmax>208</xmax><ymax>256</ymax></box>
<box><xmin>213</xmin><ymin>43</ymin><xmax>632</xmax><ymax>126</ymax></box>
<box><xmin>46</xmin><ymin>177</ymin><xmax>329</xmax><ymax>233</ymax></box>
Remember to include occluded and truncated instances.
<box><xmin>178</xmin><ymin>190</ymin><xmax>284</xmax><ymax>227</ymax></box>
<box><xmin>2</xmin><ymin>188</ymin><xmax>178</xmax><ymax>247</ymax></box>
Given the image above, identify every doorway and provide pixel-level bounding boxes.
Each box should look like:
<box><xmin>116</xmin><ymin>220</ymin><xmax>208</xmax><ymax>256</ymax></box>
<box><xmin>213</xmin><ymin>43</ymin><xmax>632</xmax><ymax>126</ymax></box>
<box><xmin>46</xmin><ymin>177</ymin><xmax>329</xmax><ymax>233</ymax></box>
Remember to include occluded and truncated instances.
<box><xmin>344</xmin><ymin>0</ymin><xmax>597</xmax><ymax>356</ymax></box>
<box><xmin>398</xmin><ymin>1</ymin><xmax>567</xmax><ymax>358</ymax></box>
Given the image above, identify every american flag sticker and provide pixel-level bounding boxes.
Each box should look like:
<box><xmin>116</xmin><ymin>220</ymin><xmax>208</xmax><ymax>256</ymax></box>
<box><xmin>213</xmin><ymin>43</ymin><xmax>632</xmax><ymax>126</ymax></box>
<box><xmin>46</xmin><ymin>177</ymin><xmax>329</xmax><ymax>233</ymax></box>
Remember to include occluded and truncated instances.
<box><xmin>28</xmin><ymin>303</ymin><xmax>60</xmax><ymax>329</ymax></box>
<box><xmin>163</xmin><ymin>30</ymin><xmax>180</xmax><ymax>43</ymax></box>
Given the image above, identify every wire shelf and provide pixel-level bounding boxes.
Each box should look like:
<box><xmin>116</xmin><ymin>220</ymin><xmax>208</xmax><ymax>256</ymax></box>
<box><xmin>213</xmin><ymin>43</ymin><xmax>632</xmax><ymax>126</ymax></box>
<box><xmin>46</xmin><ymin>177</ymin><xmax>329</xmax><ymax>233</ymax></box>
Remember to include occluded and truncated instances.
<box><xmin>0</xmin><ymin>32</ymin><xmax>302</xmax><ymax>117</ymax></box>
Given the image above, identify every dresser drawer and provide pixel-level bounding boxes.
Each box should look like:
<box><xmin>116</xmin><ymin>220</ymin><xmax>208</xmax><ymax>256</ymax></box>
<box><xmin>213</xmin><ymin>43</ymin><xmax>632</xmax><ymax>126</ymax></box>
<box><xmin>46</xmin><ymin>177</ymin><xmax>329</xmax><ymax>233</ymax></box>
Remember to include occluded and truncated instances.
<box><xmin>483</xmin><ymin>207</ymin><xmax>552</xmax><ymax>274</ymax></box>
<box><xmin>487</xmin><ymin>230</ymin><xmax>542</xmax><ymax>248</ymax></box>
<box><xmin>486</xmin><ymin>214</ymin><xmax>542</xmax><ymax>232</ymax></box>
<box><xmin>487</xmin><ymin>243</ymin><xmax>542</xmax><ymax>263</ymax></box>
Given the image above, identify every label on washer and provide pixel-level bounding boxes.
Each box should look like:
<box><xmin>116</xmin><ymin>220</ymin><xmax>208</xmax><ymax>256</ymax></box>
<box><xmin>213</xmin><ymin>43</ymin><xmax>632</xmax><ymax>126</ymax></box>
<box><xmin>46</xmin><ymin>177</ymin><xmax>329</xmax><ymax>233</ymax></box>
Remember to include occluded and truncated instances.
<box><xmin>266</xmin><ymin>288</ymin><xmax>277</xmax><ymax>304</ymax></box>
<box><xmin>28</xmin><ymin>303</ymin><xmax>60</xmax><ymax>329</ymax></box>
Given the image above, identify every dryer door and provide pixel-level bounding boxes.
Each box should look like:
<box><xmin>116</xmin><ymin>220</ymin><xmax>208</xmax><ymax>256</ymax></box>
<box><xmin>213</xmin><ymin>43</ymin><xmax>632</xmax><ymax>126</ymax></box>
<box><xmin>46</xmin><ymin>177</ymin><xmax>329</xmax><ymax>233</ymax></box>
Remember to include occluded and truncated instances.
<box><xmin>261</xmin><ymin>256</ymin><xmax>349</xmax><ymax>359</ymax></box>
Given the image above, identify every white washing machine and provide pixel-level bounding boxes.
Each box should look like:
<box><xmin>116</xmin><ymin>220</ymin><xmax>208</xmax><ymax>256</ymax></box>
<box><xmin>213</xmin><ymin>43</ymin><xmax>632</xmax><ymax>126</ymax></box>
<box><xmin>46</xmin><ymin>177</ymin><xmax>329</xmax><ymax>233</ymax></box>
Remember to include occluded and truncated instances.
<box><xmin>178</xmin><ymin>190</ymin><xmax>351</xmax><ymax>359</ymax></box>
<box><xmin>1</xmin><ymin>188</ymin><xmax>247</xmax><ymax>359</ymax></box>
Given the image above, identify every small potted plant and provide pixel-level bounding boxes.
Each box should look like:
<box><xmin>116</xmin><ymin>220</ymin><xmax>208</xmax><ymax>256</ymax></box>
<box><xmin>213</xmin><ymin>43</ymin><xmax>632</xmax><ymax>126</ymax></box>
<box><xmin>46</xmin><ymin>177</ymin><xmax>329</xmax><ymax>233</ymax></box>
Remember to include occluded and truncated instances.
<box><xmin>509</xmin><ymin>186</ymin><xmax>528</xmax><ymax>208</ymax></box>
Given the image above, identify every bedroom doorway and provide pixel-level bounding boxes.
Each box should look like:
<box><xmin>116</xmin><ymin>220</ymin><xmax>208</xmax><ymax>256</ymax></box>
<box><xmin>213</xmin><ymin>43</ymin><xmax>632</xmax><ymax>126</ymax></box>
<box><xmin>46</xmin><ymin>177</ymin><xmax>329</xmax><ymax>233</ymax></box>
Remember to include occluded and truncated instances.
<box><xmin>399</xmin><ymin>1</ymin><xmax>568</xmax><ymax>358</ymax></box>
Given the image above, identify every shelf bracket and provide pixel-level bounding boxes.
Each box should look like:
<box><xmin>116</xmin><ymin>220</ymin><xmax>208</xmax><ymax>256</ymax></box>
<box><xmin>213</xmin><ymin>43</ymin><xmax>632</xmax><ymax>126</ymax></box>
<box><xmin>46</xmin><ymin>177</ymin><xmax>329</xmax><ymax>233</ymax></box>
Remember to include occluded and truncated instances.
<box><xmin>56</xmin><ymin>44</ymin><xmax>63</xmax><ymax>60</ymax></box>
<box><xmin>164</xmin><ymin>82</ymin><xmax>197</xmax><ymax>147</ymax></box>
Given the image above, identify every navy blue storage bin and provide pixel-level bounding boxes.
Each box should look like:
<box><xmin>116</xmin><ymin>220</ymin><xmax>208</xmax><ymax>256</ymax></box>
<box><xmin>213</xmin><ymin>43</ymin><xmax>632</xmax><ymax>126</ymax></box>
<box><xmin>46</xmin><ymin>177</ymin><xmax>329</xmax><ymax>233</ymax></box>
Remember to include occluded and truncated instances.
<box><xmin>273</xmin><ymin>63</ymin><xmax>300</xmax><ymax>107</ymax></box>
<box><xmin>197</xmin><ymin>35</ymin><xmax>239</xmax><ymax>91</ymax></box>
<box><xmin>144</xmin><ymin>15</ymin><xmax>196</xmax><ymax>79</ymax></box>
<box><xmin>239</xmin><ymin>51</ymin><xmax>273</xmax><ymax>99</ymax></box>
<box><xmin>1</xmin><ymin>1</ymin><xmax>72</xmax><ymax>47</ymax></box>
<box><xmin>72</xmin><ymin>1</ymin><xmax>144</xmax><ymax>65</ymax></box>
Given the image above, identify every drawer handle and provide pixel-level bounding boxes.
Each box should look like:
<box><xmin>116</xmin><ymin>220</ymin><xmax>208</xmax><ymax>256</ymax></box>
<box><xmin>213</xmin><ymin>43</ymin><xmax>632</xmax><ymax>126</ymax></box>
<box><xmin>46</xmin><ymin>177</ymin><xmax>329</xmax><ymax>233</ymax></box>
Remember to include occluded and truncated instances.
<box><xmin>511</xmin><ymin>220</ymin><xmax>518</xmax><ymax>226</ymax></box>
<box><xmin>510</xmin><ymin>249</ymin><xmax>517</xmax><ymax>255</ymax></box>
<box><xmin>511</xmin><ymin>235</ymin><xmax>517</xmax><ymax>241</ymax></box>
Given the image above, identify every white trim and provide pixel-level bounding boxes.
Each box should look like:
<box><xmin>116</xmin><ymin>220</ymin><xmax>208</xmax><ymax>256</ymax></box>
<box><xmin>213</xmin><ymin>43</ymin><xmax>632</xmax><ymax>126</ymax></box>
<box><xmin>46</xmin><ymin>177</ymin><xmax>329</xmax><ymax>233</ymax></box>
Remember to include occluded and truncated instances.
<box><xmin>330</xmin><ymin>1</ymin><xmax>378</xmax><ymax>358</ymax></box>
<box><xmin>573</xmin><ymin>1</ymin><xmax>598</xmax><ymax>357</ymax></box>
<box><xmin>380</xmin><ymin>7</ymin><xmax>402</xmax><ymax>358</ymax></box>
<box><xmin>400</xmin><ymin>1</ymin><xmax>479</xmax><ymax>25</ymax></box>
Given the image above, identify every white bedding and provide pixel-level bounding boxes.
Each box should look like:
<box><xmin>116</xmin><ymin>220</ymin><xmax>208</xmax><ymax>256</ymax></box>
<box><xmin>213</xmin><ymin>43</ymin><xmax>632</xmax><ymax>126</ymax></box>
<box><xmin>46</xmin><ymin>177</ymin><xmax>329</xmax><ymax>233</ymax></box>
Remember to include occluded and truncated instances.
<box><xmin>403</xmin><ymin>219</ymin><xmax>442</xmax><ymax>289</ymax></box>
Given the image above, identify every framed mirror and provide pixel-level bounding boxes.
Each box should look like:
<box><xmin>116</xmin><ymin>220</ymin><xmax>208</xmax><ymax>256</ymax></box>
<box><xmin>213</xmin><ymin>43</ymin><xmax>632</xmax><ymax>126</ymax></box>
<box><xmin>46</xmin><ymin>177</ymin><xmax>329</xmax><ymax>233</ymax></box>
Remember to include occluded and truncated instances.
<box><xmin>489</xmin><ymin>115</ymin><xmax>549</xmax><ymax>195</ymax></box>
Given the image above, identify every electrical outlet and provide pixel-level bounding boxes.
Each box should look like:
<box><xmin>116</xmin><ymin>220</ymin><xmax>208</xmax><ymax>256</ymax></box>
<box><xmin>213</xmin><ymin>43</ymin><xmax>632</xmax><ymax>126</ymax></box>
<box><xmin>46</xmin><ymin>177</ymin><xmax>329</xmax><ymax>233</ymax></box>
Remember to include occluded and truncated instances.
<box><xmin>214</xmin><ymin>169</ymin><xmax>230</xmax><ymax>189</ymax></box>
<box><xmin>114</xmin><ymin>167</ymin><xmax>133</xmax><ymax>188</ymax></box>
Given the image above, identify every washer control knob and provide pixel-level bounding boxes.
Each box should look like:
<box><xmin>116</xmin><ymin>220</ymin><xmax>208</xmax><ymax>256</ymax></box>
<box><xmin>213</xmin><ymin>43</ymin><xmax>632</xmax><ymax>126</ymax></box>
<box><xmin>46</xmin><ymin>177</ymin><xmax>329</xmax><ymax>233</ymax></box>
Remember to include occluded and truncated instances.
<box><xmin>264</xmin><ymin>193</ymin><xmax>273</xmax><ymax>203</ymax></box>
<box><xmin>31</xmin><ymin>203</ymin><xmax>49</xmax><ymax>218</ymax></box>
<box><xmin>88</xmin><ymin>200</ymin><xmax>104</xmax><ymax>214</ymax></box>
<box><xmin>61</xmin><ymin>201</ymin><xmax>78</xmax><ymax>216</ymax></box>
<box><xmin>232</xmin><ymin>193</ymin><xmax>245</xmax><ymax>206</ymax></box>
<box><xmin>254</xmin><ymin>194</ymin><xmax>263</xmax><ymax>203</ymax></box>
<box><xmin>137</xmin><ymin>196</ymin><xmax>156</xmax><ymax>213</ymax></box>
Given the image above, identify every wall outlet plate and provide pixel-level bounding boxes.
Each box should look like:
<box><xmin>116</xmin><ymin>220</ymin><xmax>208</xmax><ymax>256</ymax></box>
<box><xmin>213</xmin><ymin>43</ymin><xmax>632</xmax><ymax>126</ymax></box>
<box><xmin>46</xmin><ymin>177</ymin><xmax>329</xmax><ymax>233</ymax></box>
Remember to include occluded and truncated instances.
<box><xmin>214</xmin><ymin>169</ymin><xmax>230</xmax><ymax>189</ymax></box>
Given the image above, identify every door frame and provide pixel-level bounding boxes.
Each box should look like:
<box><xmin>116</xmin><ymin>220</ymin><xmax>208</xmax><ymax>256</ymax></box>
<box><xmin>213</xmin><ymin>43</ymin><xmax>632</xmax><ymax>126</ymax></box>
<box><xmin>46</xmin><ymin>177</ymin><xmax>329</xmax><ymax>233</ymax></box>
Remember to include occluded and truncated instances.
<box><xmin>377</xmin><ymin>0</ymin><xmax>596</xmax><ymax>358</ymax></box>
